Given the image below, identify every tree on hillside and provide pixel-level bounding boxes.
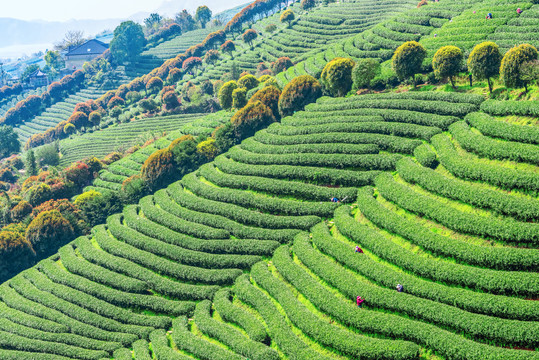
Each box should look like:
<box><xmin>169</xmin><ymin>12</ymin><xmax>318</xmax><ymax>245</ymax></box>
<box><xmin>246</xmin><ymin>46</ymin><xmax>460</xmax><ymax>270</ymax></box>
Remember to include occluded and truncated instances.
<box><xmin>501</xmin><ymin>43</ymin><xmax>538</xmax><ymax>92</ymax></box>
<box><xmin>271</xmin><ymin>57</ymin><xmax>293</xmax><ymax>75</ymax></box>
<box><xmin>432</xmin><ymin>45</ymin><xmax>463</xmax><ymax>89</ymax></box>
<box><xmin>243</xmin><ymin>29</ymin><xmax>258</xmax><ymax>49</ymax></box>
<box><xmin>54</xmin><ymin>30</ymin><xmax>86</xmax><ymax>51</ymax></box>
<box><xmin>0</xmin><ymin>126</ymin><xmax>20</xmax><ymax>159</ymax></box>
<box><xmin>521</xmin><ymin>60</ymin><xmax>539</xmax><ymax>89</ymax></box>
<box><xmin>183</xmin><ymin>57</ymin><xmax>203</xmax><ymax>75</ymax></box>
<box><xmin>320</xmin><ymin>57</ymin><xmax>356</xmax><ymax>97</ymax></box>
<box><xmin>25</xmin><ymin>150</ymin><xmax>37</xmax><ymax>177</ymax></box>
<box><xmin>278</xmin><ymin>75</ymin><xmax>322</xmax><ymax>117</ymax></box>
<box><xmin>218</xmin><ymin>81</ymin><xmax>238</xmax><ymax>109</ymax></box>
<box><xmin>221</xmin><ymin>40</ymin><xmax>236</xmax><ymax>58</ymax></box>
<box><xmin>301</xmin><ymin>0</ymin><xmax>316</xmax><ymax>10</ymax></box>
<box><xmin>352</xmin><ymin>58</ymin><xmax>380</xmax><ymax>89</ymax></box>
<box><xmin>44</xmin><ymin>50</ymin><xmax>65</xmax><ymax>73</ymax></box>
<box><xmin>280</xmin><ymin>10</ymin><xmax>295</xmax><ymax>27</ymax></box>
<box><xmin>231</xmin><ymin>100</ymin><xmax>275</xmax><ymax>140</ymax></box>
<box><xmin>467</xmin><ymin>42</ymin><xmax>502</xmax><ymax>94</ymax></box>
<box><xmin>204</xmin><ymin>49</ymin><xmax>220</xmax><ymax>65</ymax></box>
<box><xmin>109</xmin><ymin>21</ymin><xmax>146</xmax><ymax>64</ymax></box>
<box><xmin>176</xmin><ymin>10</ymin><xmax>197</xmax><ymax>32</ymax></box>
<box><xmin>392</xmin><ymin>41</ymin><xmax>427</xmax><ymax>87</ymax></box>
<box><xmin>144</xmin><ymin>13</ymin><xmax>163</xmax><ymax>30</ymax></box>
<box><xmin>195</xmin><ymin>6</ymin><xmax>213</xmax><ymax>29</ymax></box>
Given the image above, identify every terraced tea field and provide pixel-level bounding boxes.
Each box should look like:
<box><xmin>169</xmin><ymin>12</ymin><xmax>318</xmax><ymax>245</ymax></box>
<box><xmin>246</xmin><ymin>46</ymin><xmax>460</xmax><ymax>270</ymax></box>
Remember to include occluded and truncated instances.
<box><xmin>58</xmin><ymin>112</ymin><xmax>218</xmax><ymax>167</ymax></box>
<box><xmin>488</xmin><ymin>3</ymin><xmax>539</xmax><ymax>52</ymax></box>
<box><xmin>82</xmin><ymin>111</ymin><xmax>232</xmax><ymax>193</ymax></box>
<box><xmin>420</xmin><ymin>0</ymin><xmax>532</xmax><ymax>58</ymax></box>
<box><xmin>1</xmin><ymin>91</ymin><xmax>535</xmax><ymax>359</ymax></box>
<box><xmin>12</xmin><ymin>87</ymin><xmax>107</xmax><ymax>144</ymax></box>
<box><xmin>199</xmin><ymin>0</ymin><xmax>418</xmax><ymax>83</ymax></box>
<box><xmin>126</xmin><ymin>28</ymin><xmax>220</xmax><ymax>78</ymax></box>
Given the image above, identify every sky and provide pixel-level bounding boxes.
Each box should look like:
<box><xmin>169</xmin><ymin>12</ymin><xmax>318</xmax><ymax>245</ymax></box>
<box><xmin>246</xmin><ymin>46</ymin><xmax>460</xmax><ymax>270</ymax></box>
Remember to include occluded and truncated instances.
<box><xmin>1</xmin><ymin>0</ymin><xmax>246</xmax><ymax>22</ymax></box>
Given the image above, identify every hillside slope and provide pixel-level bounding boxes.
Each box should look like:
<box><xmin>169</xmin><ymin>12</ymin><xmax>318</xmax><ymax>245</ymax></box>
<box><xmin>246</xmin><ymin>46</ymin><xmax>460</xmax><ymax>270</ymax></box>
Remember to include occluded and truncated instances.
<box><xmin>0</xmin><ymin>92</ymin><xmax>536</xmax><ymax>359</ymax></box>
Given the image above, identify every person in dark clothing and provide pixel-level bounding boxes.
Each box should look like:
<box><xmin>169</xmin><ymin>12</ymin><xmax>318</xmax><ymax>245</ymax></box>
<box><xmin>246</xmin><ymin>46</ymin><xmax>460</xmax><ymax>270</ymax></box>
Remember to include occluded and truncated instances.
<box><xmin>396</xmin><ymin>284</ymin><xmax>404</xmax><ymax>292</ymax></box>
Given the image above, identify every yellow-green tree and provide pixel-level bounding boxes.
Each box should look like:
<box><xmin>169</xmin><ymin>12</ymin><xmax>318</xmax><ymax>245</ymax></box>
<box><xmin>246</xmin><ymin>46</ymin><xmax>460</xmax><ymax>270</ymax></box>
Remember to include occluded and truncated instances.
<box><xmin>281</xmin><ymin>10</ymin><xmax>295</xmax><ymax>27</ymax></box>
<box><xmin>432</xmin><ymin>45</ymin><xmax>463</xmax><ymax>88</ymax></box>
<box><xmin>501</xmin><ymin>43</ymin><xmax>538</xmax><ymax>92</ymax></box>
<box><xmin>467</xmin><ymin>42</ymin><xmax>502</xmax><ymax>94</ymax></box>
<box><xmin>392</xmin><ymin>41</ymin><xmax>427</xmax><ymax>86</ymax></box>
<box><xmin>320</xmin><ymin>57</ymin><xmax>356</xmax><ymax>97</ymax></box>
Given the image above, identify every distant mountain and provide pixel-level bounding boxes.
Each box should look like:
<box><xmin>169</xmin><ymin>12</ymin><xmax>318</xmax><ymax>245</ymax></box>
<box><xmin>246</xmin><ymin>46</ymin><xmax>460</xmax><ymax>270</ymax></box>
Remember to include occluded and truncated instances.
<box><xmin>0</xmin><ymin>0</ymin><xmax>248</xmax><ymax>59</ymax></box>
<box><xmin>0</xmin><ymin>18</ymin><xmax>125</xmax><ymax>49</ymax></box>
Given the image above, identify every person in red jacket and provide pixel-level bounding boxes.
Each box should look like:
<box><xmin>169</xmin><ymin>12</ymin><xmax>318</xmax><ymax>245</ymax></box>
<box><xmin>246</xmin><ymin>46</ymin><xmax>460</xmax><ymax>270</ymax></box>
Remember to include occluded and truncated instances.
<box><xmin>357</xmin><ymin>296</ymin><xmax>365</xmax><ymax>308</ymax></box>
<box><xmin>355</xmin><ymin>246</ymin><xmax>363</xmax><ymax>253</ymax></box>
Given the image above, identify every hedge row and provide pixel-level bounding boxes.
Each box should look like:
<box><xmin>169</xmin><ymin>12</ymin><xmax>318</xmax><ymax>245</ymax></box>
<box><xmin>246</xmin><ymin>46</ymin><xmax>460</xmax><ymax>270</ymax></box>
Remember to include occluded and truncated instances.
<box><xmin>108</xmin><ymin>209</ymin><xmax>261</xmax><ymax>269</ymax></box>
<box><xmin>199</xmin><ymin>163</ymin><xmax>358</xmax><ymax>204</ymax></box>
<box><xmin>450</xmin><ymin>121</ymin><xmax>539</xmax><ymax>165</ymax></box>
<box><xmin>254</xmin><ymin>130</ymin><xmax>422</xmax><ymax>154</ymax></box>
<box><xmin>170</xmin><ymin>317</ymin><xmax>246</xmax><ymax>360</ymax></box>
<box><xmin>0</xmin><ymin>300</ymin><xmax>69</xmax><ymax>335</ymax></box>
<box><xmin>185</xmin><ymin>170</ymin><xmax>340</xmax><ymax>216</ymax></box>
<box><xmin>113</xmin><ymin>348</ymin><xmax>133</xmax><ymax>360</ymax></box>
<box><xmin>295</xmin><ymin>231</ymin><xmax>539</xmax><ymax>356</ymax></box>
<box><xmin>152</xmin><ymin>190</ymin><xmax>300</xmax><ymax>243</ymax></box>
<box><xmin>25</xmin><ymin>267</ymin><xmax>166</xmax><ymax>330</ymax></box>
<box><xmin>149</xmin><ymin>329</ymin><xmax>192</xmax><ymax>360</ymax></box>
<box><xmin>59</xmin><ymin>244</ymin><xmax>148</xmax><ymax>293</ymax></box>
<box><xmin>480</xmin><ymin>99</ymin><xmax>539</xmax><ymax>117</ymax></box>
<box><xmin>0</xmin><ymin>317</ymin><xmax>119</xmax><ymax>353</ymax></box>
<box><xmin>227</xmin><ymin>146</ymin><xmax>402</xmax><ymax>170</ymax></box>
<box><xmin>123</xmin><ymin>206</ymin><xmax>279</xmax><ymax>256</ymax></box>
<box><xmin>133</xmin><ymin>339</ymin><xmax>152</xmax><ymax>360</ymax></box>
<box><xmin>281</xmin><ymin>114</ymin><xmax>385</xmax><ymax>126</ymax></box>
<box><xmin>295</xmin><ymin>108</ymin><xmax>458</xmax><ymax>129</ymax></box>
<box><xmin>213</xmin><ymin>288</ymin><xmax>268</xmax><ymax>344</ymax></box>
<box><xmin>140</xmin><ymin>195</ymin><xmax>230</xmax><ymax>240</ymax></box>
<box><xmin>265</xmin><ymin>121</ymin><xmax>440</xmax><ymax>141</ymax></box>
<box><xmin>167</xmin><ymin>182</ymin><xmax>320</xmax><ymax>230</ymax></box>
<box><xmin>375</xmin><ymin>173</ymin><xmax>539</xmax><ymax>246</ymax></box>
<box><xmin>194</xmin><ymin>300</ymin><xmax>278</xmax><ymax>360</ymax></box>
<box><xmin>364</xmin><ymin>168</ymin><xmax>537</xmax><ymax>271</ymax></box>
<box><xmin>0</xmin><ymin>282</ymin><xmax>136</xmax><ymax>345</ymax></box>
<box><xmin>91</xmin><ymin>226</ymin><xmax>219</xmax><ymax>300</ymax></box>
<box><xmin>102</xmin><ymin>218</ymin><xmax>242</xmax><ymax>286</ymax></box>
<box><xmin>241</xmin><ymin>137</ymin><xmax>380</xmax><ymax>155</ymax></box>
<box><xmin>233</xmin><ymin>274</ymin><xmax>329</xmax><ymax>360</ymax></box>
<box><xmin>39</xmin><ymin>257</ymin><xmax>192</xmax><ymax>317</ymax></box>
<box><xmin>397</xmin><ymin>157</ymin><xmax>539</xmax><ymax>222</ymax></box>
<box><xmin>0</xmin><ymin>349</ymin><xmax>73</xmax><ymax>360</ymax></box>
<box><xmin>15</xmin><ymin>272</ymin><xmax>152</xmax><ymax>339</ymax></box>
<box><xmin>465</xmin><ymin>112</ymin><xmax>539</xmax><ymax>145</ymax></box>
<box><xmin>333</xmin><ymin>207</ymin><xmax>539</xmax><ymax>319</ymax></box>
<box><xmin>214</xmin><ymin>155</ymin><xmax>381</xmax><ymax>187</ymax></box>
<box><xmin>305</xmin><ymin>98</ymin><xmax>478</xmax><ymax>118</ymax></box>
<box><xmin>252</xmin><ymin>260</ymin><xmax>419</xmax><ymax>359</ymax></box>
<box><xmin>433</xmin><ymin>133</ymin><xmax>539</xmax><ymax>192</ymax></box>
<box><xmin>317</xmin><ymin>92</ymin><xmax>484</xmax><ymax>106</ymax></box>
<box><xmin>413</xmin><ymin>143</ymin><xmax>438</xmax><ymax>168</ymax></box>
<box><xmin>0</xmin><ymin>328</ymin><xmax>107</xmax><ymax>360</ymax></box>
